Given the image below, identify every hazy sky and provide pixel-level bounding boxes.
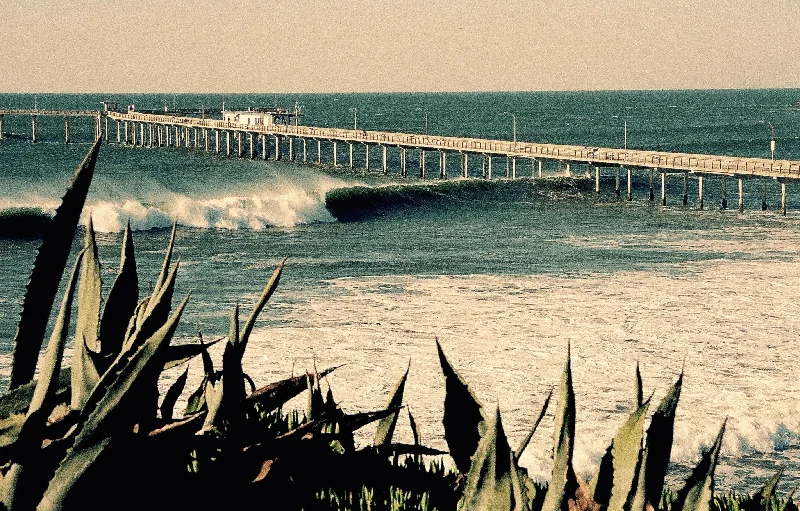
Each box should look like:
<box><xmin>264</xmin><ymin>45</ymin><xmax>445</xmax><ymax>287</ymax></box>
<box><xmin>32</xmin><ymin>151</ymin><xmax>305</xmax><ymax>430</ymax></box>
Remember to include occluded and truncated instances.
<box><xmin>1</xmin><ymin>0</ymin><xmax>798</xmax><ymax>93</ymax></box>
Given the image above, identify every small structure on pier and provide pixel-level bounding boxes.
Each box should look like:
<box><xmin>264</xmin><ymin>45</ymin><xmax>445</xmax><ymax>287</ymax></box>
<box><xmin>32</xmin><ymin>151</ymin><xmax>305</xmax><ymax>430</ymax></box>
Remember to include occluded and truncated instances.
<box><xmin>222</xmin><ymin>107</ymin><xmax>300</xmax><ymax>126</ymax></box>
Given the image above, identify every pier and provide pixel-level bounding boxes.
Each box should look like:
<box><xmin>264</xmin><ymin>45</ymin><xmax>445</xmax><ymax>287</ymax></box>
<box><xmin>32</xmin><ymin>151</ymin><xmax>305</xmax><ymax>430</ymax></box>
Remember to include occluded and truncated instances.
<box><xmin>3</xmin><ymin>106</ymin><xmax>800</xmax><ymax>214</ymax></box>
<box><xmin>0</xmin><ymin>109</ymin><xmax>102</xmax><ymax>144</ymax></box>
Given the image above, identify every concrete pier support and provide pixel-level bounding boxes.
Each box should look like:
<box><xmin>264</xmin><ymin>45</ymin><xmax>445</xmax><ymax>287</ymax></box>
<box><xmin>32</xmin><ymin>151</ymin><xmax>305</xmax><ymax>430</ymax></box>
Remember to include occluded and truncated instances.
<box><xmin>116</xmin><ymin>121</ymin><xmax>120</xmax><ymax>144</ymax></box>
<box><xmin>64</xmin><ymin>118</ymin><xmax>70</xmax><ymax>144</ymax></box>
<box><xmin>661</xmin><ymin>172</ymin><xmax>667</xmax><ymax>206</ymax></box>
<box><xmin>349</xmin><ymin>142</ymin><xmax>353</xmax><ymax>168</ymax></box>
<box><xmin>698</xmin><ymin>176</ymin><xmax>704</xmax><ymax>210</ymax></box>
<box><xmin>31</xmin><ymin>116</ymin><xmax>37</xmax><ymax>143</ymax></box>
<box><xmin>225</xmin><ymin>131</ymin><xmax>231</xmax><ymax>157</ymax></box>
<box><xmin>565</xmin><ymin>163</ymin><xmax>571</xmax><ymax>177</ymax></box>
<box><xmin>627</xmin><ymin>168</ymin><xmax>632</xmax><ymax>201</ymax></box>
<box><xmin>420</xmin><ymin>149</ymin><xmax>426</xmax><ymax>178</ymax></box>
<box><xmin>158</xmin><ymin>126</ymin><xmax>163</xmax><ymax>147</ymax></box>
<box><xmin>237</xmin><ymin>132</ymin><xmax>243</xmax><ymax>158</ymax></box>
<box><xmin>204</xmin><ymin>129</ymin><xmax>209</xmax><ymax>152</ymax></box>
<box><xmin>165</xmin><ymin>126</ymin><xmax>170</xmax><ymax>146</ymax></box>
<box><xmin>289</xmin><ymin>137</ymin><xmax>295</xmax><ymax>161</ymax></box>
<box><xmin>615</xmin><ymin>168</ymin><xmax>620</xmax><ymax>196</ymax></box>
<box><xmin>0</xmin><ymin>115</ymin><xmax>4</xmax><ymax>140</ymax></box>
<box><xmin>149</xmin><ymin>124</ymin><xmax>154</xmax><ymax>147</ymax></box>
<box><xmin>364</xmin><ymin>144</ymin><xmax>369</xmax><ymax>170</ymax></box>
<box><xmin>303</xmin><ymin>139</ymin><xmax>308</xmax><ymax>163</ymax></box>
<box><xmin>440</xmin><ymin>152</ymin><xmax>447</xmax><ymax>179</ymax></box>
<box><xmin>649</xmin><ymin>169</ymin><xmax>655</xmax><ymax>201</ymax></box>
<box><xmin>782</xmin><ymin>182</ymin><xmax>787</xmax><ymax>216</ymax></box>
<box><xmin>505</xmin><ymin>157</ymin><xmax>510</xmax><ymax>178</ymax></box>
<box><xmin>139</xmin><ymin>123</ymin><xmax>144</xmax><ymax>146</ymax></box>
<box><xmin>382</xmin><ymin>146</ymin><xmax>387</xmax><ymax>175</ymax></box>
<box><xmin>261</xmin><ymin>135</ymin><xmax>267</xmax><ymax>160</ymax></box>
<box><xmin>683</xmin><ymin>173</ymin><xmax>689</xmax><ymax>205</ymax></box>
<box><xmin>249</xmin><ymin>133</ymin><xmax>254</xmax><ymax>159</ymax></box>
<box><xmin>462</xmin><ymin>153</ymin><xmax>468</xmax><ymax>178</ymax></box>
<box><xmin>721</xmin><ymin>176</ymin><xmax>728</xmax><ymax>209</ymax></box>
<box><xmin>124</xmin><ymin>122</ymin><xmax>129</xmax><ymax>144</ymax></box>
<box><xmin>175</xmin><ymin>126</ymin><xmax>180</xmax><ymax>148</ymax></box>
<box><xmin>276</xmin><ymin>136</ymin><xmax>282</xmax><ymax>161</ymax></box>
<box><xmin>762</xmin><ymin>180</ymin><xmax>768</xmax><ymax>210</ymax></box>
<box><xmin>488</xmin><ymin>156</ymin><xmax>493</xmax><ymax>180</ymax></box>
<box><xmin>132</xmin><ymin>123</ymin><xmax>137</xmax><ymax>146</ymax></box>
<box><xmin>595</xmin><ymin>166</ymin><xmax>601</xmax><ymax>194</ymax></box>
<box><xmin>333</xmin><ymin>141</ymin><xmax>338</xmax><ymax>167</ymax></box>
<box><xmin>317</xmin><ymin>140</ymin><xmax>322</xmax><ymax>164</ymax></box>
<box><xmin>215</xmin><ymin>131</ymin><xmax>220</xmax><ymax>153</ymax></box>
<box><xmin>401</xmin><ymin>147</ymin><xmax>407</xmax><ymax>177</ymax></box>
<box><xmin>104</xmin><ymin>117</ymin><xmax>109</xmax><ymax>144</ymax></box>
<box><xmin>512</xmin><ymin>157</ymin><xmax>517</xmax><ymax>179</ymax></box>
<box><xmin>738</xmin><ymin>178</ymin><xmax>744</xmax><ymax>213</ymax></box>
<box><xmin>538</xmin><ymin>160</ymin><xmax>543</xmax><ymax>178</ymax></box>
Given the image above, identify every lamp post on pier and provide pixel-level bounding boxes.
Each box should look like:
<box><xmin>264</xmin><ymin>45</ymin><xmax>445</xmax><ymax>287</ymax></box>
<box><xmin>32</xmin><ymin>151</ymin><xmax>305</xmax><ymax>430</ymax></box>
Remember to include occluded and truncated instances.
<box><xmin>769</xmin><ymin>122</ymin><xmax>776</xmax><ymax>161</ymax></box>
<box><xmin>502</xmin><ymin>111</ymin><xmax>517</xmax><ymax>144</ymax></box>
<box><xmin>349</xmin><ymin>108</ymin><xmax>358</xmax><ymax>130</ymax></box>
<box><xmin>425</xmin><ymin>112</ymin><xmax>429</xmax><ymax>135</ymax></box>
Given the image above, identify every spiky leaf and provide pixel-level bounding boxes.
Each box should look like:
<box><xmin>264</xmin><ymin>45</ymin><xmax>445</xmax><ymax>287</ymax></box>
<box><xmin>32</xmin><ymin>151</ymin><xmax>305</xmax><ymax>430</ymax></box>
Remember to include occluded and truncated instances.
<box><xmin>437</xmin><ymin>339</ymin><xmax>485</xmax><ymax>474</ymax></box>
<box><xmin>161</xmin><ymin>367</ymin><xmax>188</xmax><ymax>422</ymax></box>
<box><xmin>673</xmin><ymin>420</ymin><xmax>727</xmax><ymax>511</ymax></box>
<box><xmin>239</xmin><ymin>259</ymin><xmax>285</xmax><ymax>351</ymax></box>
<box><xmin>9</xmin><ymin>138</ymin><xmax>100</xmax><ymax>389</ymax></box>
<box><xmin>460</xmin><ymin>406</ymin><xmax>530</xmax><ymax>511</ymax></box>
<box><xmin>163</xmin><ymin>339</ymin><xmax>220</xmax><ymax>371</ymax></box>
<box><xmin>607</xmin><ymin>400</ymin><xmax>649</xmax><ymax>511</ymax></box>
<box><xmin>99</xmin><ymin>221</ymin><xmax>138</xmax><ymax>359</ymax></box>
<box><xmin>374</xmin><ymin>362</ymin><xmax>409</xmax><ymax>446</ymax></box>
<box><xmin>635</xmin><ymin>362</ymin><xmax>643</xmax><ymax>408</ymax></box>
<box><xmin>641</xmin><ymin>372</ymin><xmax>683</xmax><ymax>508</ymax></box>
<box><xmin>517</xmin><ymin>388</ymin><xmax>553</xmax><ymax>459</ymax></box>
<box><xmin>541</xmin><ymin>347</ymin><xmax>576</xmax><ymax>511</ymax></box>
<box><xmin>591</xmin><ymin>443</ymin><xmax>615</xmax><ymax>509</ymax></box>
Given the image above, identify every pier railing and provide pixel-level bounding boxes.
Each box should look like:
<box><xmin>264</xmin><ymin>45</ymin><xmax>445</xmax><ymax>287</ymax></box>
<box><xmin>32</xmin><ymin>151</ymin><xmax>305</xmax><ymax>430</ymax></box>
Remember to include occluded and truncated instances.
<box><xmin>107</xmin><ymin>111</ymin><xmax>800</xmax><ymax>179</ymax></box>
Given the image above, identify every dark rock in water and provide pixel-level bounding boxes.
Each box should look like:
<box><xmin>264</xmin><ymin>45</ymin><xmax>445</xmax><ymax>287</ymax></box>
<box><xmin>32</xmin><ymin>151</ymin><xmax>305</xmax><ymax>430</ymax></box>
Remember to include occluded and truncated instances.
<box><xmin>0</xmin><ymin>208</ymin><xmax>53</xmax><ymax>238</ymax></box>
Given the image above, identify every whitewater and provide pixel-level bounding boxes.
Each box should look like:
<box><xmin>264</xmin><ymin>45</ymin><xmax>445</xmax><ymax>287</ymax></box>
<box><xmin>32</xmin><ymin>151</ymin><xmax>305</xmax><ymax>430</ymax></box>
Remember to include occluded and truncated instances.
<box><xmin>2</xmin><ymin>90</ymin><xmax>800</xmax><ymax>493</ymax></box>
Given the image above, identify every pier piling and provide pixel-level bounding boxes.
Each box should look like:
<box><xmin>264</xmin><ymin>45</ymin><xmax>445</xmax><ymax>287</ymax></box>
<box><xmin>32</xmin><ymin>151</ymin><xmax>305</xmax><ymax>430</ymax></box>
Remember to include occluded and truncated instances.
<box><xmin>463</xmin><ymin>153</ymin><xmax>468</xmax><ymax>178</ymax></box>
<box><xmin>381</xmin><ymin>145</ymin><xmax>387</xmax><ymax>174</ymax></box>
<box><xmin>738</xmin><ymin>178</ymin><xmax>744</xmax><ymax>212</ymax></box>
<box><xmin>596</xmin><ymin>166</ymin><xmax>601</xmax><ymax>195</ymax></box>
<box><xmin>683</xmin><ymin>173</ymin><xmax>688</xmax><ymax>205</ymax></box>
<box><xmin>649</xmin><ymin>169</ymin><xmax>655</xmax><ymax>201</ymax></box>
<box><xmin>661</xmin><ymin>172</ymin><xmax>667</xmax><ymax>206</ymax></box>
<box><xmin>488</xmin><ymin>156</ymin><xmax>493</xmax><ymax>180</ymax></box>
<box><xmin>721</xmin><ymin>176</ymin><xmax>728</xmax><ymax>209</ymax></box>
<box><xmin>762</xmin><ymin>180</ymin><xmax>768</xmax><ymax>210</ymax></box>
<box><xmin>698</xmin><ymin>176</ymin><xmax>704</xmax><ymax>210</ymax></box>
<box><xmin>64</xmin><ymin>118</ymin><xmax>70</xmax><ymax>144</ymax></box>
<box><xmin>440</xmin><ymin>152</ymin><xmax>447</xmax><ymax>179</ymax></box>
<box><xmin>420</xmin><ymin>149</ymin><xmax>426</xmax><ymax>178</ymax></box>
<box><xmin>782</xmin><ymin>182</ymin><xmax>787</xmax><ymax>216</ymax></box>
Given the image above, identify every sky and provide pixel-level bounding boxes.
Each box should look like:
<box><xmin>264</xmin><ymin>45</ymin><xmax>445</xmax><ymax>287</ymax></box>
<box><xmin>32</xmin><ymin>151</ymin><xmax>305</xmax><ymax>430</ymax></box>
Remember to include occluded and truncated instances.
<box><xmin>1</xmin><ymin>0</ymin><xmax>798</xmax><ymax>93</ymax></box>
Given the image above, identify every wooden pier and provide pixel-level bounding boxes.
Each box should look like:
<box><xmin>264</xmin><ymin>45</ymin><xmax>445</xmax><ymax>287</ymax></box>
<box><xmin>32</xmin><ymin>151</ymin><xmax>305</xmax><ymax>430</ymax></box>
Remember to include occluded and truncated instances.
<box><xmin>0</xmin><ymin>109</ymin><xmax>102</xmax><ymax>144</ymax></box>
<box><xmin>3</xmin><ymin>106</ymin><xmax>800</xmax><ymax>214</ymax></box>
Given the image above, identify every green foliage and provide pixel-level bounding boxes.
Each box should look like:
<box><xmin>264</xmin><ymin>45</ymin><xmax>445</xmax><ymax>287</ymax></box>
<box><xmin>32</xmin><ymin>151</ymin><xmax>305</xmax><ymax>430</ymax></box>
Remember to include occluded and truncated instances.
<box><xmin>375</xmin><ymin>363</ymin><xmax>409</xmax><ymax>447</ymax></box>
<box><xmin>541</xmin><ymin>347</ymin><xmax>576</xmax><ymax>511</ymax></box>
<box><xmin>673</xmin><ymin>420</ymin><xmax>727</xmax><ymax>511</ymax></box>
<box><xmin>436</xmin><ymin>339</ymin><xmax>485</xmax><ymax>475</ymax></box>
<box><xmin>9</xmin><ymin>137</ymin><xmax>100</xmax><ymax>390</ymax></box>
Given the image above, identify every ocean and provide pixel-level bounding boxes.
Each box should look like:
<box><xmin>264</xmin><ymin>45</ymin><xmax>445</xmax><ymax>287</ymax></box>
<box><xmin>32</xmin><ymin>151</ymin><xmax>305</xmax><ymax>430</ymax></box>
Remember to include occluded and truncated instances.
<box><xmin>1</xmin><ymin>89</ymin><xmax>800</xmax><ymax>493</ymax></box>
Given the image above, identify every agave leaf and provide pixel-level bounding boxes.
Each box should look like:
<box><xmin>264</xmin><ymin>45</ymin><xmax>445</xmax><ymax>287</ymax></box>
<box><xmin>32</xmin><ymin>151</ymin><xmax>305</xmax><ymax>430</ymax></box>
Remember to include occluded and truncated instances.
<box><xmin>147</xmin><ymin>221</ymin><xmax>176</xmax><ymax>309</ymax></box>
<box><xmin>122</xmin><ymin>296</ymin><xmax>149</xmax><ymax>348</ymax></box>
<box><xmin>673</xmin><ymin>420</ymin><xmax>727</xmax><ymax>511</ymax></box>
<box><xmin>330</xmin><ymin>406</ymin><xmax>402</xmax><ymax>434</ymax></box>
<box><xmin>541</xmin><ymin>347</ymin><xmax>576</xmax><ymax>511</ymax></box>
<box><xmin>635</xmin><ymin>361</ymin><xmax>643</xmax><ymax>409</ymax></box>
<box><xmin>307</xmin><ymin>372</ymin><xmax>325</xmax><ymax>421</ymax></box>
<box><xmin>641</xmin><ymin>372</ymin><xmax>683</xmax><ymax>508</ymax></box>
<box><xmin>123</xmin><ymin>260</ymin><xmax>179</xmax><ymax>355</ymax></box>
<box><xmin>99</xmin><ymin>221</ymin><xmax>139</xmax><ymax>360</ymax></box>
<box><xmin>437</xmin><ymin>339</ymin><xmax>485</xmax><ymax>474</ymax></box>
<box><xmin>246</xmin><ymin>366</ymin><xmax>339</xmax><ymax>412</ymax></box>
<box><xmin>756</xmin><ymin>468</ymin><xmax>783</xmax><ymax>504</ymax></box>
<box><xmin>198</xmin><ymin>331</ymin><xmax>215</xmax><ymax>375</ymax></box>
<box><xmin>75</xmin><ymin>218</ymin><xmax>101</xmax><ymax>354</ymax></box>
<box><xmin>239</xmin><ymin>259</ymin><xmax>286</xmax><ymax>351</ymax></box>
<box><xmin>9</xmin><ymin>139</ymin><xmax>101</xmax><ymax>390</ymax></box>
<box><xmin>409</xmin><ymin>408</ymin><xmax>421</xmax><ymax>446</ymax></box>
<box><xmin>0</xmin><ymin>369</ymin><xmax>70</xmax><ymax>420</ymax></box>
<box><xmin>591</xmin><ymin>442</ymin><xmax>615</xmax><ymax>509</ymax></box>
<box><xmin>161</xmin><ymin>367</ymin><xmax>189</xmax><ymax>422</ymax></box>
<box><xmin>36</xmin><ymin>436</ymin><xmax>111</xmax><ymax>511</ymax></box>
<box><xmin>460</xmin><ymin>406</ymin><xmax>530</xmax><ymax>511</ymax></box>
<box><xmin>72</xmin><ymin>293</ymin><xmax>190</xmax><ymax>449</ymax></box>
<box><xmin>607</xmin><ymin>400</ymin><xmax>650</xmax><ymax>511</ymax></box>
<box><xmin>222</xmin><ymin>304</ymin><xmax>245</xmax><ymax>414</ymax></box>
<box><xmin>374</xmin><ymin>362</ymin><xmax>409</xmax><ymax>447</ymax></box>
<box><xmin>30</xmin><ymin>253</ymin><xmax>83</xmax><ymax>416</ymax></box>
<box><xmin>201</xmin><ymin>376</ymin><xmax>223</xmax><ymax>432</ymax></box>
<box><xmin>184</xmin><ymin>374</ymin><xmax>210</xmax><ymax>415</ymax></box>
<box><xmin>516</xmin><ymin>387</ymin><xmax>553</xmax><ymax>459</ymax></box>
<box><xmin>163</xmin><ymin>339</ymin><xmax>220</xmax><ymax>371</ymax></box>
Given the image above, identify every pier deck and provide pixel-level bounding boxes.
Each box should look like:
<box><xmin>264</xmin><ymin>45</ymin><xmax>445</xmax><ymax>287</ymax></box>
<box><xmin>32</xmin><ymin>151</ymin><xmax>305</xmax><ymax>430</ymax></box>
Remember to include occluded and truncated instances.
<box><xmin>107</xmin><ymin>111</ymin><xmax>800</xmax><ymax>180</ymax></box>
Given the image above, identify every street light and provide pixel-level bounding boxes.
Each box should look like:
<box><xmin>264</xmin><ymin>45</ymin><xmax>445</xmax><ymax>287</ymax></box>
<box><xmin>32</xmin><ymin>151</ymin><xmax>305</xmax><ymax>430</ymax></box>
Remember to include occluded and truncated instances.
<box><xmin>349</xmin><ymin>108</ymin><xmax>358</xmax><ymax>130</ymax></box>
<box><xmin>502</xmin><ymin>111</ymin><xmax>516</xmax><ymax>143</ymax></box>
<box><xmin>769</xmin><ymin>122</ymin><xmax>776</xmax><ymax>161</ymax></box>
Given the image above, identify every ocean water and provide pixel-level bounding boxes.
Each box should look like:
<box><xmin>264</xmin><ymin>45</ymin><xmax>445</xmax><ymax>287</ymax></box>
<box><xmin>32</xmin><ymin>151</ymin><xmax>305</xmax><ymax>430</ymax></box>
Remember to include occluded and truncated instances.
<box><xmin>1</xmin><ymin>90</ymin><xmax>800</xmax><ymax>493</ymax></box>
